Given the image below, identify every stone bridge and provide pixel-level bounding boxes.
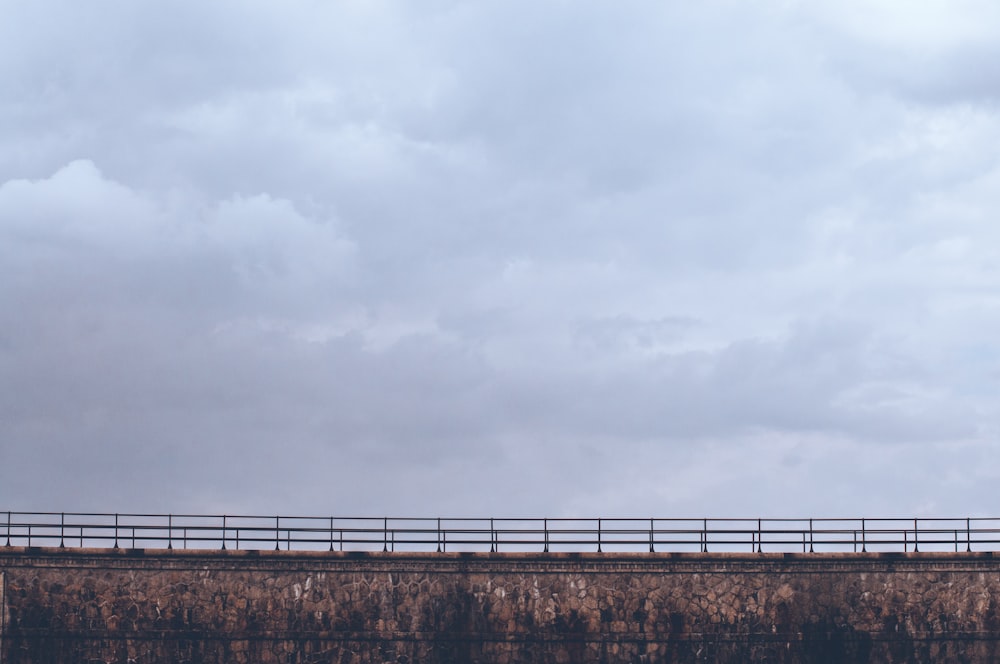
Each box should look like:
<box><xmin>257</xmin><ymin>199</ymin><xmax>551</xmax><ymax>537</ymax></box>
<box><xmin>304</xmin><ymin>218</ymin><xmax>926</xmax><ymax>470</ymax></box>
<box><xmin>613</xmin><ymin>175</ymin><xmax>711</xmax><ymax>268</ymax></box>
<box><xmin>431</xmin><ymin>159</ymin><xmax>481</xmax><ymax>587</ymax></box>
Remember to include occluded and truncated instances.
<box><xmin>3</xmin><ymin>546</ymin><xmax>1000</xmax><ymax>663</ymax></box>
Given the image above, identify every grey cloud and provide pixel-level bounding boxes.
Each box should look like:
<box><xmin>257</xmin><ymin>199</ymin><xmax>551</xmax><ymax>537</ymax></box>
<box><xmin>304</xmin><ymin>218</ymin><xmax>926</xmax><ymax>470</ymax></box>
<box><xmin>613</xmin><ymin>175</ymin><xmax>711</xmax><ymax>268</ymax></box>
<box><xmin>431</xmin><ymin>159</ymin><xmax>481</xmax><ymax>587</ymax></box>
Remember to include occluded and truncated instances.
<box><xmin>3</xmin><ymin>1</ymin><xmax>1000</xmax><ymax>519</ymax></box>
<box><xmin>832</xmin><ymin>44</ymin><xmax>1000</xmax><ymax>106</ymax></box>
<box><xmin>574</xmin><ymin>315</ymin><xmax>700</xmax><ymax>352</ymax></box>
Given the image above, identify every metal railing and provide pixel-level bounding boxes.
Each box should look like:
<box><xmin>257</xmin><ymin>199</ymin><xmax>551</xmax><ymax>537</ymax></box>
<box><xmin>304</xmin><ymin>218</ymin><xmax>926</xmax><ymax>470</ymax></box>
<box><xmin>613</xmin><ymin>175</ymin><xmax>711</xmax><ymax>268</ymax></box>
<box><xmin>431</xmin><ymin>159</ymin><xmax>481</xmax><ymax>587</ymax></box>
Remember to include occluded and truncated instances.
<box><xmin>2</xmin><ymin>513</ymin><xmax>998</xmax><ymax>554</ymax></box>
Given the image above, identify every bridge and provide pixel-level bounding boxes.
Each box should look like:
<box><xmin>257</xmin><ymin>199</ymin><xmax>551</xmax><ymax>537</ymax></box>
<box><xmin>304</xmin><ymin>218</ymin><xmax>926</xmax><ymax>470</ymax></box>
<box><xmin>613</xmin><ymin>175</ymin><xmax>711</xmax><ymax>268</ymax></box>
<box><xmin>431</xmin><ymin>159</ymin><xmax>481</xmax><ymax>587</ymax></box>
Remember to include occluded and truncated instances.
<box><xmin>4</xmin><ymin>513</ymin><xmax>1000</xmax><ymax>662</ymax></box>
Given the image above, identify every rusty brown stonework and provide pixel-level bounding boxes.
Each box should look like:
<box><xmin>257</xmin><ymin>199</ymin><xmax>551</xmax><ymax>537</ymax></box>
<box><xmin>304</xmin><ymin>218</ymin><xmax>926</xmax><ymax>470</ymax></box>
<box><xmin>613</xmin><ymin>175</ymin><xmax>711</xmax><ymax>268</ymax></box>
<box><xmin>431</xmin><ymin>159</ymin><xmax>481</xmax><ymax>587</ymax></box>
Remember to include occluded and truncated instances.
<box><xmin>2</xmin><ymin>547</ymin><xmax>1000</xmax><ymax>662</ymax></box>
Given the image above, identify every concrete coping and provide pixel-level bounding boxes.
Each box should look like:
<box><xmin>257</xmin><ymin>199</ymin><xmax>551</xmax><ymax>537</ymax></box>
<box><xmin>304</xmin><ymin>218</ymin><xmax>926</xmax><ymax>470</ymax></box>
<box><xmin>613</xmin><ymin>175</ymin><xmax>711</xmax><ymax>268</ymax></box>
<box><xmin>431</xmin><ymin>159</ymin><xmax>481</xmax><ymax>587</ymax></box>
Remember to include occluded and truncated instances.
<box><xmin>0</xmin><ymin>545</ymin><xmax>994</xmax><ymax>562</ymax></box>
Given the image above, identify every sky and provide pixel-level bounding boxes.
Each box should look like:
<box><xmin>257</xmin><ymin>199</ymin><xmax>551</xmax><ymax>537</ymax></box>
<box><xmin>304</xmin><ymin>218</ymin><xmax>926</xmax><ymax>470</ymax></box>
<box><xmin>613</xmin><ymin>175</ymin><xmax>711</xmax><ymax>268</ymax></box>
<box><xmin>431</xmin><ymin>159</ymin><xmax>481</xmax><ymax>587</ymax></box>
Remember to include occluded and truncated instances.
<box><xmin>2</xmin><ymin>0</ymin><xmax>1000</xmax><ymax>520</ymax></box>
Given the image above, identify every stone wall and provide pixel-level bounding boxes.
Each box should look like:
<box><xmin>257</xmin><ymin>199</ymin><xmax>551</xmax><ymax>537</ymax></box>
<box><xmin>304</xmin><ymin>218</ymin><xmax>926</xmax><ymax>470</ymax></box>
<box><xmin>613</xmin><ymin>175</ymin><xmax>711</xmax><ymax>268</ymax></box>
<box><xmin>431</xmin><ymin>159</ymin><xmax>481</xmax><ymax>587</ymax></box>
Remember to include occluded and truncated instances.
<box><xmin>2</xmin><ymin>547</ymin><xmax>1000</xmax><ymax>663</ymax></box>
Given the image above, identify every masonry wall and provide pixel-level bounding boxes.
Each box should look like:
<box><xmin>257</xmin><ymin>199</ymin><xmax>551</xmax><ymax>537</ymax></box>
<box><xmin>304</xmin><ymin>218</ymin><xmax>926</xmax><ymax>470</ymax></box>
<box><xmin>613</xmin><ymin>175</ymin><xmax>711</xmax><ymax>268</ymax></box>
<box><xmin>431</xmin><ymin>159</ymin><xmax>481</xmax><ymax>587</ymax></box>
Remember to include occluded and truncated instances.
<box><xmin>2</xmin><ymin>547</ymin><xmax>1000</xmax><ymax>663</ymax></box>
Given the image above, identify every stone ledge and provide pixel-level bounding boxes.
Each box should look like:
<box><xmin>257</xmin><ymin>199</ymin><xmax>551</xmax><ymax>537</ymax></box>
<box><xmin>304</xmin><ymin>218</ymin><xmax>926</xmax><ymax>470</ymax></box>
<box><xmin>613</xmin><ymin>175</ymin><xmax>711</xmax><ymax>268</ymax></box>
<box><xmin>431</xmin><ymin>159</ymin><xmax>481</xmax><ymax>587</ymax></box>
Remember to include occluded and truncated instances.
<box><xmin>2</xmin><ymin>546</ymin><xmax>998</xmax><ymax>575</ymax></box>
<box><xmin>0</xmin><ymin>545</ymin><xmax>992</xmax><ymax>561</ymax></box>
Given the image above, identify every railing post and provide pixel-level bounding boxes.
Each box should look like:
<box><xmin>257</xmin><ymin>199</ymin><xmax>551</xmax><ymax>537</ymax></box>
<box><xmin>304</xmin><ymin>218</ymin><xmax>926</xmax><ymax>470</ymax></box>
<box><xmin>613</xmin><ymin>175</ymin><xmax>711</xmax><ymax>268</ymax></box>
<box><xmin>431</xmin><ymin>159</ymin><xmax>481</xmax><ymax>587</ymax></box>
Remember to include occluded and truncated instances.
<box><xmin>757</xmin><ymin>519</ymin><xmax>762</xmax><ymax>553</ymax></box>
<box><xmin>329</xmin><ymin>517</ymin><xmax>334</xmax><ymax>552</ymax></box>
<box><xmin>702</xmin><ymin>519</ymin><xmax>707</xmax><ymax>553</ymax></box>
<box><xmin>809</xmin><ymin>519</ymin><xmax>813</xmax><ymax>553</ymax></box>
<box><xmin>436</xmin><ymin>518</ymin><xmax>441</xmax><ymax>553</ymax></box>
<box><xmin>221</xmin><ymin>515</ymin><xmax>227</xmax><ymax>550</ymax></box>
<box><xmin>383</xmin><ymin>517</ymin><xmax>388</xmax><ymax>553</ymax></box>
<box><xmin>649</xmin><ymin>518</ymin><xmax>654</xmax><ymax>553</ymax></box>
<box><xmin>168</xmin><ymin>514</ymin><xmax>173</xmax><ymax>550</ymax></box>
<box><xmin>275</xmin><ymin>516</ymin><xmax>280</xmax><ymax>551</ymax></box>
<box><xmin>5</xmin><ymin>511</ymin><xmax>10</xmax><ymax>547</ymax></box>
<box><xmin>491</xmin><ymin>518</ymin><xmax>497</xmax><ymax>553</ymax></box>
<box><xmin>861</xmin><ymin>518</ymin><xmax>866</xmax><ymax>553</ymax></box>
<box><xmin>913</xmin><ymin>518</ymin><xmax>918</xmax><ymax>553</ymax></box>
<box><xmin>60</xmin><ymin>513</ymin><xmax>65</xmax><ymax>548</ymax></box>
<box><xmin>114</xmin><ymin>513</ymin><xmax>119</xmax><ymax>549</ymax></box>
<box><xmin>27</xmin><ymin>523</ymin><xmax>31</xmax><ymax>547</ymax></box>
<box><xmin>597</xmin><ymin>518</ymin><xmax>602</xmax><ymax>553</ymax></box>
<box><xmin>544</xmin><ymin>519</ymin><xmax>549</xmax><ymax>553</ymax></box>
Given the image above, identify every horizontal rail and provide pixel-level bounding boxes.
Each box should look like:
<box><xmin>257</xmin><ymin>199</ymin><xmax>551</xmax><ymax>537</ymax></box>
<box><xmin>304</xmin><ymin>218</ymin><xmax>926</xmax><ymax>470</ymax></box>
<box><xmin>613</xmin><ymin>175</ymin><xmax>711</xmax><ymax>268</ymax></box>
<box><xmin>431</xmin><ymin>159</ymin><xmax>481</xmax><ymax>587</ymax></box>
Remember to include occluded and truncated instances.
<box><xmin>1</xmin><ymin>513</ymin><xmax>996</xmax><ymax>554</ymax></box>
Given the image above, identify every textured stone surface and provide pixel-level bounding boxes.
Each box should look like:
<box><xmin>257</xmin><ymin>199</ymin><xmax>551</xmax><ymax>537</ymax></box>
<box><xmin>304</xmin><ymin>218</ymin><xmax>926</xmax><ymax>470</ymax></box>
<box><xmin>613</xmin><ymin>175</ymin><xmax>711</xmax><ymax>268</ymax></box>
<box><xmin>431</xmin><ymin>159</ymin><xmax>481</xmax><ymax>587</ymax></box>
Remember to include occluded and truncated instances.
<box><xmin>3</xmin><ymin>548</ymin><xmax>1000</xmax><ymax>662</ymax></box>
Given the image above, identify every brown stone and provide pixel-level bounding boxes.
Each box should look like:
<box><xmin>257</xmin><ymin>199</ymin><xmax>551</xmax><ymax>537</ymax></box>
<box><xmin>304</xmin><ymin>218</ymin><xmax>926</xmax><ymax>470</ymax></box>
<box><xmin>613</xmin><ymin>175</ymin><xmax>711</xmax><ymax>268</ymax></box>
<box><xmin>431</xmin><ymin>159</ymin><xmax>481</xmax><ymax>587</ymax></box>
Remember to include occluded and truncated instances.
<box><xmin>3</xmin><ymin>548</ymin><xmax>1000</xmax><ymax>662</ymax></box>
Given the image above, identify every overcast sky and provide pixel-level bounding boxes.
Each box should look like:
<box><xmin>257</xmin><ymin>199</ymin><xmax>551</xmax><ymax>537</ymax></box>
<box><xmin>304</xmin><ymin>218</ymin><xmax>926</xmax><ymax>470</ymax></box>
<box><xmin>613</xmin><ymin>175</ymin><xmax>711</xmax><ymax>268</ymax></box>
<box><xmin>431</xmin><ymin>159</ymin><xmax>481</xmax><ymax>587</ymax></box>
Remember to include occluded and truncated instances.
<box><xmin>3</xmin><ymin>0</ymin><xmax>1000</xmax><ymax>520</ymax></box>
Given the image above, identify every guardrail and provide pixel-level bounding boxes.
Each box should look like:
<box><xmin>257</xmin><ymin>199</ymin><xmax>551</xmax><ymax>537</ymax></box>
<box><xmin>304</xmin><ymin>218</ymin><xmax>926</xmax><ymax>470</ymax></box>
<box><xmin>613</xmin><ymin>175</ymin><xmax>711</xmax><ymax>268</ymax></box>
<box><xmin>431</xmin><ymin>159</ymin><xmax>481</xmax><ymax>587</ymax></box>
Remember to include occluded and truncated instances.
<box><xmin>2</xmin><ymin>513</ymin><xmax>997</xmax><ymax>554</ymax></box>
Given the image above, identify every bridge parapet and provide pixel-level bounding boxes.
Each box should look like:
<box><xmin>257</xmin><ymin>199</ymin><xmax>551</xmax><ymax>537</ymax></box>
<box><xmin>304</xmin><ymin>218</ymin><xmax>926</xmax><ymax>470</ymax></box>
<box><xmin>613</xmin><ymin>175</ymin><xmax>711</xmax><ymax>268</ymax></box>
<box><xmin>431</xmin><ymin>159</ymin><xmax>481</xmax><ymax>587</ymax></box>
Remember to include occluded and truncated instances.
<box><xmin>2</xmin><ymin>544</ymin><xmax>1000</xmax><ymax>662</ymax></box>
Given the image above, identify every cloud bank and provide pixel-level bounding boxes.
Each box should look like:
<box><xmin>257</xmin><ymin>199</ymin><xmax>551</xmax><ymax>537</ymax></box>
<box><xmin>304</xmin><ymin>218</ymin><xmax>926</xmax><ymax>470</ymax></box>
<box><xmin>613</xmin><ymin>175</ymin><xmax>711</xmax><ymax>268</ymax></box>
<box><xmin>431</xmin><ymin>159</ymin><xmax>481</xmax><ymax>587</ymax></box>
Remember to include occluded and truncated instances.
<box><xmin>3</xmin><ymin>0</ymin><xmax>1000</xmax><ymax>518</ymax></box>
